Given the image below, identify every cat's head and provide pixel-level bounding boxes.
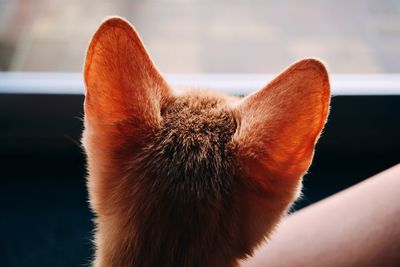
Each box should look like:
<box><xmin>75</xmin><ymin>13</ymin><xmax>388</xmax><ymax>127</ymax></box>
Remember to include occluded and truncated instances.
<box><xmin>82</xmin><ymin>17</ymin><xmax>330</xmax><ymax>267</ymax></box>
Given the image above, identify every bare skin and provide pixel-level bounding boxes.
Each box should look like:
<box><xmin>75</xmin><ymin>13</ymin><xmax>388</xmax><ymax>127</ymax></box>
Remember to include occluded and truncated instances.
<box><xmin>241</xmin><ymin>163</ymin><xmax>400</xmax><ymax>267</ymax></box>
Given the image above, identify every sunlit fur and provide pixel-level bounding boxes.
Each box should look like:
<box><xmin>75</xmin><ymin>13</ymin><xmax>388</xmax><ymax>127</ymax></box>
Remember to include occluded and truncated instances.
<box><xmin>82</xmin><ymin>17</ymin><xmax>330</xmax><ymax>267</ymax></box>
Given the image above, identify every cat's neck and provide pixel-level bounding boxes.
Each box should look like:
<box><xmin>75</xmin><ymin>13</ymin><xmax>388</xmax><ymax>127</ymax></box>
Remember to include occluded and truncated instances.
<box><xmin>93</xmin><ymin>218</ymin><xmax>239</xmax><ymax>267</ymax></box>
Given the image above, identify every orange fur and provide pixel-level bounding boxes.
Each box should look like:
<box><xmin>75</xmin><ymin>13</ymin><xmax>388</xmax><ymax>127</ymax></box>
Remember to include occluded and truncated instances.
<box><xmin>82</xmin><ymin>17</ymin><xmax>330</xmax><ymax>267</ymax></box>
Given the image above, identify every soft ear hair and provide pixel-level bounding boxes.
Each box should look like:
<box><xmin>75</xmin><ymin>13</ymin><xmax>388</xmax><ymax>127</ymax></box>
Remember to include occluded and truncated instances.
<box><xmin>83</xmin><ymin>17</ymin><xmax>171</xmax><ymax>131</ymax></box>
<box><xmin>234</xmin><ymin>59</ymin><xmax>330</xmax><ymax>186</ymax></box>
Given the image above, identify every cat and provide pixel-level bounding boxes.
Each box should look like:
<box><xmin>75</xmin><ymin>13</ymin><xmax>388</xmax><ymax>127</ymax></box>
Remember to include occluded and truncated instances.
<box><xmin>82</xmin><ymin>17</ymin><xmax>330</xmax><ymax>267</ymax></box>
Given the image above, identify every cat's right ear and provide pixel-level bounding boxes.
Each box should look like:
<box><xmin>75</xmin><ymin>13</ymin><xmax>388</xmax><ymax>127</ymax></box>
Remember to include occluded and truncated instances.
<box><xmin>83</xmin><ymin>17</ymin><xmax>171</xmax><ymax>131</ymax></box>
<box><xmin>234</xmin><ymin>59</ymin><xmax>330</xmax><ymax>186</ymax></box>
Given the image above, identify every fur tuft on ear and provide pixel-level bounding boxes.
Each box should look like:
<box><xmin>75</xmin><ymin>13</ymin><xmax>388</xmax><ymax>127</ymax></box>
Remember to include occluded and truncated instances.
<box><xmin>234</xmin><ymin>59</ymin><xmax>330</xmax><ymax>189</ymax></box>
<box><xmin>83</xmin><ymin>17</ymin><xmax>171</xmax><ymax>132</ymax></box>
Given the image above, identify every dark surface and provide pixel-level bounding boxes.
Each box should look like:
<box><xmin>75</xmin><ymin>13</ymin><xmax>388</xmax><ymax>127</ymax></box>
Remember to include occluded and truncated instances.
<box><xmin>0</xmin><ymin>93</ymin><xmax>399</xmax><ymax>266</ymax></box>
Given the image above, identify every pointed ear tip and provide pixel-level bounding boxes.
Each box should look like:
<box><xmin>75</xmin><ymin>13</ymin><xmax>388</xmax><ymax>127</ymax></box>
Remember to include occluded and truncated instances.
<box><xmin>85</xmin><ymin>16</ymin><xmax>133</xmax><ymax>59</ymax></box>
<box><xmin>295</xmin><ymin>58</ymin><xmax>330</xmax><ymax>95</ymax></box>
<box><xmin>98</xmin><ymin>16</ymin><xmax>134</xmax><ymax>32</ymax></box>
<box><xmin>295</xmin><ymin>58</ymin><xmax>328</xmax><ymax>76</ymax></box>
<box><xmin>84</xmin><ymin>16</ymin><xmax>136</xmax><ymax>81</ymax></box>
<box><xmin>293</xmin><ymin>58</ymin><xmax>328</xmax><ymax>76</ymax></box>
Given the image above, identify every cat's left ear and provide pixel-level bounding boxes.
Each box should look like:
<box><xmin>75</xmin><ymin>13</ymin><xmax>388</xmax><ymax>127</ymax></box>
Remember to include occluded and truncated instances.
<box><xmin>84</xmin><ymin>17</ymin><xmax>171</xmax><ymax>131</ymax></box>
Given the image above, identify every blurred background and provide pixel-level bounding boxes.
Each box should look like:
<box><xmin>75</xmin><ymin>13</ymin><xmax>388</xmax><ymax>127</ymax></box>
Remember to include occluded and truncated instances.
<box><xmin>1</xmin><ymin>0</ymin><xmax>400</xmax><ymax>73</ymax></box>
<box><xmin>1</xmin><ymin>0</ymin><xmax>399</xmax><ymax>266</ymax></box>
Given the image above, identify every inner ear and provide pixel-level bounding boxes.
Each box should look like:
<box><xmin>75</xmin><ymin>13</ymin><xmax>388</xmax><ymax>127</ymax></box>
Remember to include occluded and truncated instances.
<box><xmin>83</xmin><ymin>17</ymin><xmax>171</xmax><ymax>130</ymax></box>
